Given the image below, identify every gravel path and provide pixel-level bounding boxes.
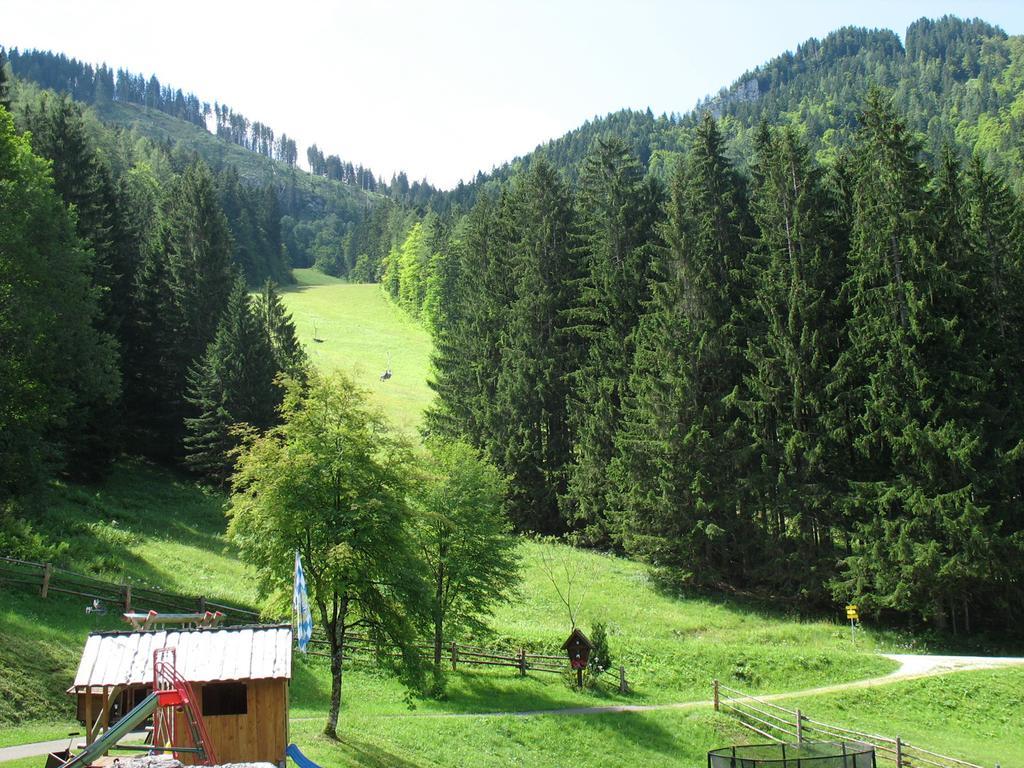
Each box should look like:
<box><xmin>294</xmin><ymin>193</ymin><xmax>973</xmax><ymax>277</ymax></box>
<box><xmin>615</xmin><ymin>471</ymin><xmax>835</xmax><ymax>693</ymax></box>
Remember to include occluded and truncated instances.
<box><xmin>361</xmin><ymin>653</ymin><xmax>1024</xmax><ymax>719</ymax></box>
<box><xmin>6</xmin><ymin>655</ymin><xmax>1024</xmax><ymax>760</ymax></box>
<box><xmin>0</xmin><ymin>731</ymin><xmax>147</xmax><ymax>763</ymax></box>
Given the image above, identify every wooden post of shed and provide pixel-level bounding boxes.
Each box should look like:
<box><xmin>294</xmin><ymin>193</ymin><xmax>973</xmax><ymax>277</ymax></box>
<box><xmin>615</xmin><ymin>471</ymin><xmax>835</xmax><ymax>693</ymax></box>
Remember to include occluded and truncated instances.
<box><xmin>84</xmin><ymin>689</ymin><xmax>94</xmax><ymax>745</ymax></box>
<box><xmin>713</xmin><ymin>679</ymin><xmax>719</xmax><ymax>711</ymax></box>
<box><xmin>518</xmin><ymin>647</ymin><xmax>526</xmax><ymax>677</ymax></box>
<box><xmin>40</xmin><ymin>563</ymin><xmax>52</xmax><ymax>598</ymax></box>
<box><xmin>100</xmin><ymin>686</ymin><xmax>111</xmax><ymax>734</ymax></box>
<box><xmin>450</xmin><ymin>641</ymin><xmax>458</xmax><ymax>671</ymax></box>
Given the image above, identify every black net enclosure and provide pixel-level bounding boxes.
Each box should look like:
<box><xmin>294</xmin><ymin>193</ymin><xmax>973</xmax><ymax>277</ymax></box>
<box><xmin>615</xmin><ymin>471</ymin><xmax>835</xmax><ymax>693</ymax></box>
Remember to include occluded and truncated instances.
<box><xmin>707</xmin><ymin>742</ymin><xmax>876</xmax><ymax>768</ymax></box>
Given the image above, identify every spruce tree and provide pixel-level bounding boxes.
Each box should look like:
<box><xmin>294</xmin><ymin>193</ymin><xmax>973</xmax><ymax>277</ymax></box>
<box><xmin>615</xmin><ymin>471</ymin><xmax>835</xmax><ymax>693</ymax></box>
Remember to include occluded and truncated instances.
<box><xmin>0</xmin><ymin>107</ymin><xmax>118</xmax><ymax>496</ymax></box>
<box><xmin>424</xmin><ymin>194</ymin><xmax>512</xmax><ymax>445</ymax></box>
<box><xmin>565</xmin><ymin>138</ymin><xmax>663</xmax><ymax>544</ymax></box>
<box><xmin>0</xmin><ymin>49</ymin><xmax>10</xmax><ymax>112</ymax></box>
<box><xmin>964</xmin><ymin>154</ymin><xmax>1024</xmax><ymax>622</ymax></box>
<box><xmin>492</xmin><ymin>159</ymin><xmax>580</xmax><ymax>533</ymax></box>
<box><xmin>253</xmin><ymin>280</ymin><xmax>308</xmax><ymax>378</ymax></box>
<box><xmin>829</xmin><ymin>90</ymin><xmax>992</xmax><ymax>627</ymax></box>
<box><xmin>162</xmin><ymin>160</ymin><xmax>235</xmax><ymax>446</ymax></box>
<box><xmin>184</xmin><ymin>279</ymin><xmax>280</xmax><ymax>483</ymax></box>
<box><xmin>612</xmin><ymin>113</ymin><xmax>751</xmax><ymax>581</ymax></box>
<box><xmin>14</xmin><ymin>93</ymin><xmax>129</xmax><ymax>476</ymax></box>
<box><xmin>737</xmin><ymin>125</ymin><xmax>845</xmax><ymax>595</ymax></box>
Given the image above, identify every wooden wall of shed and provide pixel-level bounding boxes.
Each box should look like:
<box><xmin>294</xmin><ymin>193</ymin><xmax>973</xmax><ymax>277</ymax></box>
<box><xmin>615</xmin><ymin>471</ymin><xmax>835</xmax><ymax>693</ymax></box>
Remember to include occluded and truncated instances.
<box><xmin>76</xmin><ymin>686</ymin><xmax>149</xmax><ymax>729</ymax></box>
<box><xmin>175</xmin><ymin>678</ymin><xmax>288</xmax><ymax>766</ymax></box>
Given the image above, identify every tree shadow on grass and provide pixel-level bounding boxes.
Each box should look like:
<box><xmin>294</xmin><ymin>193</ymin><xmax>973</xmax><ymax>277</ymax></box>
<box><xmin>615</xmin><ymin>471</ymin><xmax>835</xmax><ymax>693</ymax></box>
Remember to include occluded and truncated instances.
<box><xmin>573</xmin><ymin>709</ymin><xmax>694</xmax><ymax>762</ymax></box>
<box><xmin>331</xmin><ymin>737</ymin><xmax>432</xmax><ymax>768</ymax></box>
<box><xmin>403</xmin><ymin>669</ymin><xmax>629</xmax><ymax>717</ymax></box>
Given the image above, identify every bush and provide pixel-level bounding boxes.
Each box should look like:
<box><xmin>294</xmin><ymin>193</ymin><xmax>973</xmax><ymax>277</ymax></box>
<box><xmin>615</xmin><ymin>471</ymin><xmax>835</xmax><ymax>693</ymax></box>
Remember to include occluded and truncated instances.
<box><xmin>589</xmin><ymin>621</ymin><xmax>612</xmax><ymax>675</ymax></box>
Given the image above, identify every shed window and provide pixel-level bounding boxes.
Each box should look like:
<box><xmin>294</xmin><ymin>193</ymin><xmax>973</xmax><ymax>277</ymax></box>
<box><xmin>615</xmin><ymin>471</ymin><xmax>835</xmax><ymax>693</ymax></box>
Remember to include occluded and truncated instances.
<box><xmin>202</xmin><ymin>683</ymin><xmax>248</xmax><ymax>716</ymax></box>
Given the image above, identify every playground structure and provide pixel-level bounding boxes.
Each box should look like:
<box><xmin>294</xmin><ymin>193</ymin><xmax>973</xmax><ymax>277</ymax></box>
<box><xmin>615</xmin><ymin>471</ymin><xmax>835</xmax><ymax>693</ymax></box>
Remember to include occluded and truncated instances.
<box><xmin>67</xmin><ymin>623</ymin><xmax>292</xmax><ymax>766</ymax></box>
<box><xmin>708</xmin><ymin>742</ymin><xmax>877</xmax><ymax>768</ymax></box>
<box><xmin>51</xmin><ymin>646</ymin><xmax>217</xmax><ymax>767</ymax></box>
<box><xmin>124</xmin><ymin>611</ymin><xmax>226</xmax><ymax>631</ymax></box>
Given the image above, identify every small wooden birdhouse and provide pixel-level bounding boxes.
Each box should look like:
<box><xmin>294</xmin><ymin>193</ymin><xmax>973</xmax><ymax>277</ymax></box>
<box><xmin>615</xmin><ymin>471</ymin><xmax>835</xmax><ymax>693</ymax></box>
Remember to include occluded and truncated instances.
<box><xmin>561</xmin><ymin>628</ymin><xmax>592</xmax><ymax>672</ymax></box>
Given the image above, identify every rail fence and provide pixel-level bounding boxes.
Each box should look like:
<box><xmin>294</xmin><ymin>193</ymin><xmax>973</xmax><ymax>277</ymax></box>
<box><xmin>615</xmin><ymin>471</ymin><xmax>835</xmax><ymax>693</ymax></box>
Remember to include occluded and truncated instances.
<box><xmin>712</xmin><ymin>680</ymin><xmax>995</xmax><ymax>768</ymax></box>
<box><xmin>1</xmin><ymin>555</ymin><xmax>629</xmax><ymax>691</ymax></box>
<box><xmin>0</xmin><ymin>555</ymin><xmax>262</xmax><ymax>622</ymax></box>
<box><xmin>307</xmin><ymin>630</ymin><xmax>630</xmax><ymax>692</ymax></box>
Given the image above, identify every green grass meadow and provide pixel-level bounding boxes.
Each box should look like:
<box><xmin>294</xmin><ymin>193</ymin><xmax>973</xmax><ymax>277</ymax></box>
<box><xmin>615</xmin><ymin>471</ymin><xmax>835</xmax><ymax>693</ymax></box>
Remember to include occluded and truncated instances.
<box><xmin>280</xmin><ymin>270</ymin><xmax>434</xmax><ymax>433</ymax></box>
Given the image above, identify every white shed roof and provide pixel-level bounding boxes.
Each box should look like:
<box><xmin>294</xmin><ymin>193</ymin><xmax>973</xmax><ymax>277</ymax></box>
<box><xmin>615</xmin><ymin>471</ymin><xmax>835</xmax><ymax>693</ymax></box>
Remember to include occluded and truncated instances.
<box><xmin>72</xmin><ymin>625</ymin><xmax>292</xmax><ymax>689</ymax></box>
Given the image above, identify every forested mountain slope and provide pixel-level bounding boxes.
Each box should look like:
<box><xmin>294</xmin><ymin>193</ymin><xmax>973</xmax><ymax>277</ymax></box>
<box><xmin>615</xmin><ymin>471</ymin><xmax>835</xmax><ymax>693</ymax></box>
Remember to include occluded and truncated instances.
<box><xmin>0</xmin><ymin>47</ymin><xmax>422</xmax><ymax>275</ymax></box>
<box><xmin>442</xmin><ymin>15</ymin><xmax>1024</xmax><ymax>210</ymax></box>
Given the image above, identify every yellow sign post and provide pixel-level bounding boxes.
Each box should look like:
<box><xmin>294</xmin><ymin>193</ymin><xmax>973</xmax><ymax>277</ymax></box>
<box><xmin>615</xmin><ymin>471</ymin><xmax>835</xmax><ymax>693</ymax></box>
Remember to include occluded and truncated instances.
<box><xmin>846</xmin><ymin>605</ymin><xmax>859</xmax><ymax>644</ymax></box>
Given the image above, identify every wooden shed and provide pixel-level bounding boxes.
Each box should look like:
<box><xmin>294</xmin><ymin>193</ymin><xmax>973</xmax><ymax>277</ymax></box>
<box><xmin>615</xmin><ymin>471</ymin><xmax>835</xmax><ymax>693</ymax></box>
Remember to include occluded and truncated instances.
<box><xmin>69</xmin><ymin>624</ymin><xmax>292</xmax><ymax>767</ymax></box>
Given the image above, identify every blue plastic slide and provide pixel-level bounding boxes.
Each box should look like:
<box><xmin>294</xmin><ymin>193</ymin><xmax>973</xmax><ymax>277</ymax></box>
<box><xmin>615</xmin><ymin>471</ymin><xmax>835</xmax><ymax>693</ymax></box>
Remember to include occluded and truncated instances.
<box><xmin>287</xmin><ymin>743</ymin><xmax>324</xmax><ymax>768</ymax></box>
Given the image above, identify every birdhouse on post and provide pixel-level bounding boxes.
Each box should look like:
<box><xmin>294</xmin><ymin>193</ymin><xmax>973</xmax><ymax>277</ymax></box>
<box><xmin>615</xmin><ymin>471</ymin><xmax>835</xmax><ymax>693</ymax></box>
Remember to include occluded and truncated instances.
<box><xmin>562</xmin><ymin>628</ymin><xmax>593</xmax><ymax>687</ymax></box>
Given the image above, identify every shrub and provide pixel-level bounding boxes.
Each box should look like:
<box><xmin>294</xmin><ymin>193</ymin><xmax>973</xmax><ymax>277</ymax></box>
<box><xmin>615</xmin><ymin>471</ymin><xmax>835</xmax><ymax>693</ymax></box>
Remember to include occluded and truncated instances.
<box><xmin>589</xmin><ymin>621</ymin><xmax>612</xmax><ymax>675</ymax></box>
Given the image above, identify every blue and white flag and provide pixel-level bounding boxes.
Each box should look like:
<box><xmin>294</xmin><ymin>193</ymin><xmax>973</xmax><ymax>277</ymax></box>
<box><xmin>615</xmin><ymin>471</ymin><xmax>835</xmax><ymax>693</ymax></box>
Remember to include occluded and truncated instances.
<box><xmin>293</xmin><ymin>550</ymin><xmax>313</xmax><ymax>653</ymax></box>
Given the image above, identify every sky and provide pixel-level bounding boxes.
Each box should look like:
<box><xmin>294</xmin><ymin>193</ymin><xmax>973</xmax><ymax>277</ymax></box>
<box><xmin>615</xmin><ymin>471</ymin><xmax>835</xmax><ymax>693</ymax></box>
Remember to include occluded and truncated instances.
<box><xmin>3</xmin><ymin>1</ymin><xmax>1024</xmax><ymax>189</ymax></box>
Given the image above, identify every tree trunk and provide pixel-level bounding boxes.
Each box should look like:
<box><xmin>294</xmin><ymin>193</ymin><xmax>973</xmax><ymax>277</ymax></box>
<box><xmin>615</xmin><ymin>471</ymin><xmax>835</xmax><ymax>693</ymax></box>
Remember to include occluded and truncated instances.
<box><xmin>324</xmin><ymin>642</ymin><xmax>343</xmax><ymax>738</ymax></box>
<box><xmin>323</xmin><ymin>601</ymin><xmax>347</xmax><ymax>739</ymax></box>
<box><xmin>433</xmin><ymin>562</ymin><xmax>445</xmax><ymax>670</ymax></box>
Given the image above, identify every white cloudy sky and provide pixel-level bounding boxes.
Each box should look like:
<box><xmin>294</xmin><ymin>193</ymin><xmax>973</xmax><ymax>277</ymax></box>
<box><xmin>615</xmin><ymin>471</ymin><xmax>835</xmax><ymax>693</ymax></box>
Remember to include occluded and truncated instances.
<box><xmin>3</xmin><ymin>0</ymin><xmax>1023</xmax><ymax>188</ymax></box>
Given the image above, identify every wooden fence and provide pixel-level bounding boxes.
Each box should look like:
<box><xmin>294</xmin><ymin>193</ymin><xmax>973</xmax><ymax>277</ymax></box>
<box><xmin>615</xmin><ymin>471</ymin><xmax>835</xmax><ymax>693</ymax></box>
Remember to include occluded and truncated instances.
<box><xmin>307</xmin><ymin>630</ymin><xmax>631</xmax><ymax>692</ymax></box>
<box><xmin>1</xmin><ymin>555</ymin><xmax>630</xmax><ymax>692</ymax></box>
<box><xmin>713</xmin><ymin>680</ymin><xmax>993</xmax><ymax>768</ymax></box>
<box><xmin>0</xmin><ymin>555</ymin><xmax>262</xmax><ymax>622</ymax></box>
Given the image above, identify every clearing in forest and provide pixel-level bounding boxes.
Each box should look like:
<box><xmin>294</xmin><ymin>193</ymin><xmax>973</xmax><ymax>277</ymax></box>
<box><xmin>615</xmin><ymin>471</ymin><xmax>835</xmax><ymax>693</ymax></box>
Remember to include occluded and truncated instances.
<box><xmin>279</xmin><ymin>268</ymin><xmax>434</xmax><ymax>432</ymax></box>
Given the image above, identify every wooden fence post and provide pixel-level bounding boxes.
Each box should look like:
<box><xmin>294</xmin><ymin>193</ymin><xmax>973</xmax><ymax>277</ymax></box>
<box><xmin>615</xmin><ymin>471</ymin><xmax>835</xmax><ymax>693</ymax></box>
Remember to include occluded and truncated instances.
<box><xmin>123</xmin><ymin>584</ymin><xmax>132</xmax><ymax>613</ymax></box>
<box><xmin>619</xmin><ymin>666</ymin><xmax>628</xmax><ymax>694</ymax></box>
<box><xmin>895</xmin><ymin>736</ymin><xmax>903</xmax><ymax>768</ymax></box>
<box><xmin>40</xmin><ymin>563</ymin><xmax>52</xmax><ymax>598</ymax></box>
<box><xmin>518</xmin><ymin>647</ymin><xmax>526</xmax><ymax>677</ymax></box>
<box><xmin>450</xmin><ymin>641</ymin><xmax>458</xmax><ymax>671</ymax></box>
<box><xmin>713</xmin><ymin>679</ymin><xmax>719</xmax><ymax>711</ymax></box>
<box><xmin>796</xmin><ymin>709</ymin><xmax>802</xmax><ymax>744</ymax></box>
<box><xmin>198</xmin><ymin>595</ymin><xmax>206</xmax><ymax>613</ymax></box>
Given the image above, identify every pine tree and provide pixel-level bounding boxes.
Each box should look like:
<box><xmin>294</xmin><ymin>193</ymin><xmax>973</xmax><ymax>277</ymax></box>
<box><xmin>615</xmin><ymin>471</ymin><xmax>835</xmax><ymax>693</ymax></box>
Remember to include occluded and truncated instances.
<box><xmin>184</xmin><ymin>280</ymin><xmax>280</xmax><ymax>483</ymax></box>
<box><xmin>612</xmin><ymin>113</ymin><xmax>751</xmax><ymax>582</ymax></box>
<box><xmin>564</xmin><ymin>138</ymin><xmax>663</xmax><ymax>544</ymax></box>
<box><xmin>492</xmin><ymin>159</ymin><xmax>580</xmax><ymax>533</ymax></box>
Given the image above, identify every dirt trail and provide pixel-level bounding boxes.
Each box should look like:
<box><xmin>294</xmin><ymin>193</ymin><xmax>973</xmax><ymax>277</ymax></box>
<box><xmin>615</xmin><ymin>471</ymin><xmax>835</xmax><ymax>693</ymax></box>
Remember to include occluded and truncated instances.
<box><xmin>6</xmin><ymin>655</ymin><xmax>1024</xmax><ymax>761</ymax></box>
<box><xmin>365</xmin><ymin>653</ymin><xmax>1024</xmax><ymax>720</ymax></box>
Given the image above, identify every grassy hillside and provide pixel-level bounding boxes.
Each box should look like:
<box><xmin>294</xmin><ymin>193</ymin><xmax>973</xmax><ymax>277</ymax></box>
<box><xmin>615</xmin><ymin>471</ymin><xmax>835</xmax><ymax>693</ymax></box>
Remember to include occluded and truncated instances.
<box><xmin>0</xmin><ymin>462</ymin><xmax>898</xmax><ymax>721</ymax></box>
<box><xmin>784</xmin><ymin>667</ymin><xmax>1024</xmax><ymax>767</ymax></box>
<box><xmin>280</xmin><ymin>269</ymin><xmax>434</xmax><ymax>432</ymax></box>
<box><xmin>3</xmin><ymin>459</ymin><xmax>1022</xmax><ymax>767</ymax></box>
